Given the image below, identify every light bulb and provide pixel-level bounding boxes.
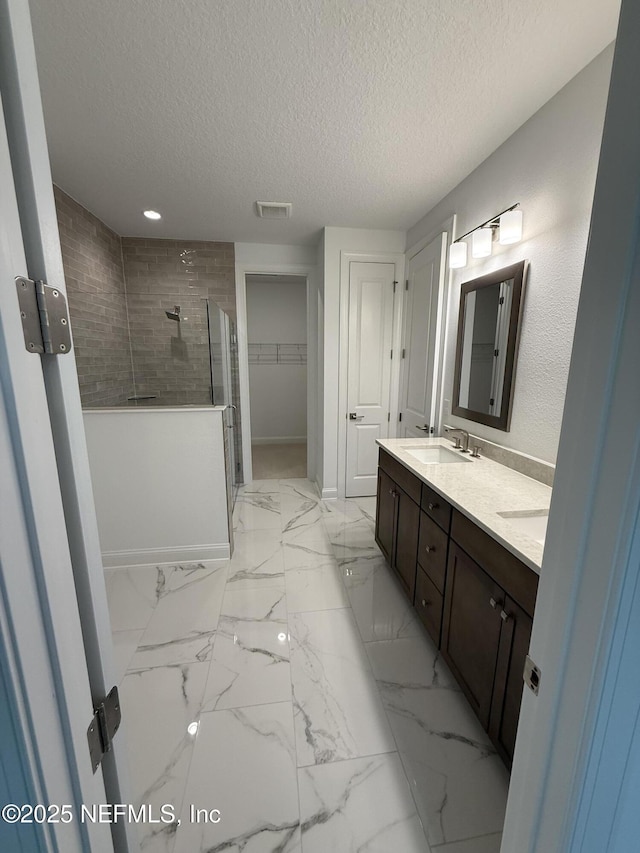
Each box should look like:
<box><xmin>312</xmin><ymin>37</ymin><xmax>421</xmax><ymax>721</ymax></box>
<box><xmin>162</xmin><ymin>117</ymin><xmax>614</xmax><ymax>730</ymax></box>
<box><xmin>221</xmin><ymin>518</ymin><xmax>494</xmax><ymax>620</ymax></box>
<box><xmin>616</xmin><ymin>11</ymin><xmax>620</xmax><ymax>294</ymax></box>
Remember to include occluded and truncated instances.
<box><xmin>449</xmin><ymin>242</ymin><xmax>467</xmax><ymax>269</ymax></box>
<box><xmin>499</xmin><ymin>209</ymin><xmax>523</xmax><ymax>244</ymax></box>
<box><xmin>471</xmin><ymin>227</ymin><xmax>493</xmax><ymax>258</ymax></box>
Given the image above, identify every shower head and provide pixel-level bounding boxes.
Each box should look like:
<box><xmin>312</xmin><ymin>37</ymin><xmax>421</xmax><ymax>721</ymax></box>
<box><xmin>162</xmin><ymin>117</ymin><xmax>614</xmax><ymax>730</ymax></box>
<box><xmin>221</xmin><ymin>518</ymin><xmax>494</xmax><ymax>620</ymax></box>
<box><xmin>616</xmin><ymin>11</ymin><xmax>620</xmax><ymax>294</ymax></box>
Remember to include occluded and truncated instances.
<box><xmin>165</xmin><ymin>305</ymin><xmax>181</xmax><ymax>322</ymax></box>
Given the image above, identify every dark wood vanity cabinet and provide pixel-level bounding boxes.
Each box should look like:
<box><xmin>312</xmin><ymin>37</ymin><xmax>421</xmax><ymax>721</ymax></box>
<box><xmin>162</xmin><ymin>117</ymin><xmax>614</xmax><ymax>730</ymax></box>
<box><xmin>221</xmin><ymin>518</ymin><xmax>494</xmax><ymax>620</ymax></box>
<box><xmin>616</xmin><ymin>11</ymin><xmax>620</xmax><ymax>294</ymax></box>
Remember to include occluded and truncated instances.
<box><xmin>375</xmin><ymin>449</ymin><xmax>539</xmax><ymax>769</ymax></box>
<box><xmin>375</xmin><ymin>453</ymin><xmax>420</xmax><ymax>600</ymax></box>
<box><xmin>442</xmin><ymin>510</ymin><xmax>538</xmax><ymax>767</ymax></box>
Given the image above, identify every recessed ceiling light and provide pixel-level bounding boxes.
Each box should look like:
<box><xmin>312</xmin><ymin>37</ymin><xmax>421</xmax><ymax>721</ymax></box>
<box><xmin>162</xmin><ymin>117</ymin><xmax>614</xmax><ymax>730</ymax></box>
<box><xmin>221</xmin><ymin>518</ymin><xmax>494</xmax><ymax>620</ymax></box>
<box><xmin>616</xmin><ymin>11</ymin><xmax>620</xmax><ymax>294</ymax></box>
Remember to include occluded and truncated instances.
<box><xmin>143</xmin><ymin>209</ymin><xmax>162</xmax><ymax>220</ymax></box>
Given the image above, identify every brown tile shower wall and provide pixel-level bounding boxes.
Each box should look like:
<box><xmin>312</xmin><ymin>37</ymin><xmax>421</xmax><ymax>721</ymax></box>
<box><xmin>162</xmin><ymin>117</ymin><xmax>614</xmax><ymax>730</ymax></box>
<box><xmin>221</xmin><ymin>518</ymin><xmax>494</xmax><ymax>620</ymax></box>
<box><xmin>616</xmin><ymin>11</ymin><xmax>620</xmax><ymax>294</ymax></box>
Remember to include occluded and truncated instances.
<box><xmin>54</xmin><ymin>187</ymin><xmax>134</xmax><ymax>406</ymax></box>
<box><xmin>121</xmin><ymin>238</ymin><xmax>235</xmax><ymax>407</ymax></box>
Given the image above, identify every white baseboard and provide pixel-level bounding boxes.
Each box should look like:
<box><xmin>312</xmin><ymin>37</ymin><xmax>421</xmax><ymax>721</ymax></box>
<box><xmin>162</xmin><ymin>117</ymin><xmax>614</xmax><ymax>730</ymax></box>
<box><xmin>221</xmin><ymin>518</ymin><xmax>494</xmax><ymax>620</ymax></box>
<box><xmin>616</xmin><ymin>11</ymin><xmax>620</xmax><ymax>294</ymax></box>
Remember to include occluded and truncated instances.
<box><xmin>252</xmin><ymin>437</ymin><xmax>307</xmax><ymax>445</ymax></box>
<box><xmin>321</xmin><ymin>487</ymin><xmax>338</xmax><ymax>501</ymax></box>
<box><xmin>102</xmin><ymin>543</ymin><xmax>230</xmax><ymax>569</ymax></box>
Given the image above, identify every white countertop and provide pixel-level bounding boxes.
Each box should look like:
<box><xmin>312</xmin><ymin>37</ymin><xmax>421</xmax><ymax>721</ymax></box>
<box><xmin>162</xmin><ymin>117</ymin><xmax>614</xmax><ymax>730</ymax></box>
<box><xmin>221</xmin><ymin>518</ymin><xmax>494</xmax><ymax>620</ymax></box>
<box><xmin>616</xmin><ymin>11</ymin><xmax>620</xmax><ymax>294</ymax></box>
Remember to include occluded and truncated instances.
<box><xmin>377</xmin><ymin>438</ymin><xmax>552</xmax><ymax>574</ymax></box>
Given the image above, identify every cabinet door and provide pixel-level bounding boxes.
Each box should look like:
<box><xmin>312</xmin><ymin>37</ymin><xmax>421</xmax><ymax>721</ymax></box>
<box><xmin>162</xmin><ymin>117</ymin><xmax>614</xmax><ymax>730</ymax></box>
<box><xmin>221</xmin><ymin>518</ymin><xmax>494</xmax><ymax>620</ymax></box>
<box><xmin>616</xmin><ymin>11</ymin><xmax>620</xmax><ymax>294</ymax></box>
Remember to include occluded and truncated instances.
<box><xmin>489</xmin><ymin>595</ymin><xmax>533</xmax><ymax>767</ymax></box>
<box><xmin>442</xmin><ymin>543</ymin><xmax>503</xmax><ymax>727</ymax></box>
<box><xmin>393</xmin><ymin>487</ymin><xmax>420</xmax><ymax>600</ymax></box>
<box><xmin>375</xmin><ymin>468</ymin><xmax>396</xmax><ymax>564</ymax></box>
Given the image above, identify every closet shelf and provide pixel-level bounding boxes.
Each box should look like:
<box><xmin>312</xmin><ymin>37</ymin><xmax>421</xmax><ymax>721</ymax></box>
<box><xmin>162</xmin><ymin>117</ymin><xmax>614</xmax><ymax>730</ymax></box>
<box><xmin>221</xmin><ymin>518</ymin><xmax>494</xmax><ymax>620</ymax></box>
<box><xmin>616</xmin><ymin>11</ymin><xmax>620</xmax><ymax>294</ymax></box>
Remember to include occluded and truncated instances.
<box><xmin>248</xmin><ymin>343</ymin><xmax>307</xmax><ymax>365</ymax></box>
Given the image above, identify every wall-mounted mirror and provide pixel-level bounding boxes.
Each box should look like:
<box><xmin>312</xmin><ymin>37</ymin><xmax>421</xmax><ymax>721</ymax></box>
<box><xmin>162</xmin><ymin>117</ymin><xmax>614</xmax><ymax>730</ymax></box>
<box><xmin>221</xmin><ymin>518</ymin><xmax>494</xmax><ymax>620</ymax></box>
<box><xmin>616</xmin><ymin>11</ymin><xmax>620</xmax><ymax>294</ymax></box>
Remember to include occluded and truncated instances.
<box><xmin>452</xmin><ymin>261</ymin><xmax>527</xmax><ymax>431</ymax></box>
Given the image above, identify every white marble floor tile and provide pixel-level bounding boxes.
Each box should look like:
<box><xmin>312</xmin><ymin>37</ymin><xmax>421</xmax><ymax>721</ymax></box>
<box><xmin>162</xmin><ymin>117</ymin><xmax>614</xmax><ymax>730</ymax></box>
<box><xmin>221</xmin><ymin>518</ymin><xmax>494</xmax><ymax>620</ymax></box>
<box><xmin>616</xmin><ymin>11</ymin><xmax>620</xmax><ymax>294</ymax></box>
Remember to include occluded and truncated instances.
<box><xmin>320</xmin><ymin>498</ymin><xmax>365</xmax><ymax>525</ymax></box>
<box><xmin>203</xmin><ymin>620</ymin><xmax>291</xmax><ymax>711</ymax></box>
<box><xmin>202</xmin><ymin>587</ymin><xmax>290</xmax><ymax>711</ymax></box>
<box><xmin>282</xmin><ymin>522</ymin><xmax>332</xmax><ymax>549</ymax></box>
<box><xmin>328</xmin><ymin>519</ymin><xmax>381</xmax><ymax>562</ymax></box>
<box><xmin>342</xmin><ymin>557</ymin><xmax>421</xmax><ymax>642</ymax></box>
<box><xmin>173</xmin><ymin>703</ymin><xmax>300</xmax><ymax>853</ymax></box>
<box><xmin>351</xmin><ymin>495</ymin><xmax>377</xmax><ymax>525</ymax></box>
<box><xmin>366</xmin><ymin>635</ymin><xmax>459</xmax><ymax>696</ymax></box>
<box><xmin>239</xmin><ymin>479</ymin><xmax>281</xmax><ymax>494</ymax></box>
<box><xmin>283</xmin><ymin>537</ymin><xmax>337</xmax><ymax>572</ymax></box>
<box><xmin>285</xmin><ymin>565</ymin><xmax>349</xmax><ymax>613</ymax></box>
<box><xmin>227</xmin><ymin>529</ymin><xmax>285</xmax><ymax>591</ymax></box>
<box><xmin>280</xmin><ymin>493</ymin><xmax>323</xmax><ymax>536</ymax></box>
<box><xmin>105</xmin><ymin>565</ymin><xmax>173</xmax><ymax>632</ymax></box>
<box><xmin>233</xmin><ymin>487</ymin><xmax>282</xmax><ymax>532</ymax></box>
<box><xmin>119</xmin><ymin>662</ymin><xmax>209</xmax><ymax>853</ymax></box>
<box><xmin>383</xmin><ymin>684</ymin><xmax>509</xmax><ymax>847</ymax></box>
<box><xmin>433</xmin><ymin>832</ymin><xmax>502</xmax><ymax>853</ymax></box>
<box><xmin>298</xmin><ymin>753</ymin><xmax>430</xmax><ymax>853</ymax></box>
<box><xmin>289</xmin><ymin>608</ymin><xmax>395</xmax><ymax>767</ymax></box>
<box><xmin>130</xmin><ymin>565</ymin><xmax>227</xmax><ymax>668</ymax></box>
<box><xmin>279</xmin><ymin>478</ymin><xmax>319</xmax><ymax>500</ymax></box>
<box><xmin>111</xmin><ymin>629</ymin><xmax>144</xmax><ymax>683</ymax></box>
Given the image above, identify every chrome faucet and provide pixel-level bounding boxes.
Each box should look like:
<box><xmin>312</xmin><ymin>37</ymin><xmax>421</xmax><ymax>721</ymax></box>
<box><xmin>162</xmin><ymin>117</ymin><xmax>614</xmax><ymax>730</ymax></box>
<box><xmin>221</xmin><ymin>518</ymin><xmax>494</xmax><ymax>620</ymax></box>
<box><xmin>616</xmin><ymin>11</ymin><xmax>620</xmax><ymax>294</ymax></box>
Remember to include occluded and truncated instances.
<box><xmin>447</xmin><ymin>428</ymin><xmax>470</xmax><ymax>452</ymax></box>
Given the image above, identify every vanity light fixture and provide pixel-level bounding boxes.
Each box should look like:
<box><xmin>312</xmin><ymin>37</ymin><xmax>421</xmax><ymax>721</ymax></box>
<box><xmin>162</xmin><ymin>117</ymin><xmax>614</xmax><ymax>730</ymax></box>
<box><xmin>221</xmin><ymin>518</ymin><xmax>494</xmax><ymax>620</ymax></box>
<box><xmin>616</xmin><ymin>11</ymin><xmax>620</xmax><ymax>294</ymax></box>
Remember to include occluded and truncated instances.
<box><xmin>143</xmin><ymin>209</ymin><xmax>162</xmax><ymax>220</ymax></box>
<box><xmin>448</xmin><ymin>203</ymin><xmax>522</xmax><ymax>269</ymax></box>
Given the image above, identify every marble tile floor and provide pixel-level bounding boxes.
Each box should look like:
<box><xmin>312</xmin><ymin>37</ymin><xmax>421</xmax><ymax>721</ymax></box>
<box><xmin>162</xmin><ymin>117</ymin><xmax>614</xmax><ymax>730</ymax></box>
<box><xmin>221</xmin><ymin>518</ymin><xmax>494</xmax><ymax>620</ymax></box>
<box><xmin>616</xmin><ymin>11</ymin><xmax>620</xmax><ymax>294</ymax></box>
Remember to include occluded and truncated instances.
<box><xmin>106</xmin><ymin>478</ymin><xmax>508</xmax><ymax>853</ymax></box>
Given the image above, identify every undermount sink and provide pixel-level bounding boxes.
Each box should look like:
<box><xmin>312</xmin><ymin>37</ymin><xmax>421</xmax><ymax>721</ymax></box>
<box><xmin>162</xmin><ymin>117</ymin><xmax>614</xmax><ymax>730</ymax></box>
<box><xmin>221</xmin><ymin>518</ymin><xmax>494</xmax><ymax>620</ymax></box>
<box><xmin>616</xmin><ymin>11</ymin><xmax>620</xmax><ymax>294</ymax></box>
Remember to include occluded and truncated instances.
<box><xmin>497</xmin><ymin>509</ymin><xmax>549</xmax><ymax>545</ymax></box>
<box><xmin>405</xmin><ymin>446</ymin><xmax>472</xmax><ymax>465</ymax></box>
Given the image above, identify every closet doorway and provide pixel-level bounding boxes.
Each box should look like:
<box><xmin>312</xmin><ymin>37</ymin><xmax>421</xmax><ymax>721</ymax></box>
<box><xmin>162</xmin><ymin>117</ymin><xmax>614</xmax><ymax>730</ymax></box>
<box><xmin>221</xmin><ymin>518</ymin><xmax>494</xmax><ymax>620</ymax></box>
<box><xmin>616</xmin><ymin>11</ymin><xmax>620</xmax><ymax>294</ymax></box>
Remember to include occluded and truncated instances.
<box><xmin>245</xmin><ymin>275</ymin><xmax>308</xmax><ymax>479</ymax></box>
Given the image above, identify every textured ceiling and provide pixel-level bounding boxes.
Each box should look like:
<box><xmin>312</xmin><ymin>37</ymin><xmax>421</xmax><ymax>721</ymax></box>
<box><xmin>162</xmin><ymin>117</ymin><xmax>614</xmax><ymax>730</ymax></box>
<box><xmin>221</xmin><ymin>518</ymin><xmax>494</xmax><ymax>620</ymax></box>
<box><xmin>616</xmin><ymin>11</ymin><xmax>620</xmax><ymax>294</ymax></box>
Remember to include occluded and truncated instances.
<box><xmin>29</xmin><ymin>0</ymin><xmax>619</xmax><ymax>245</ymax></box>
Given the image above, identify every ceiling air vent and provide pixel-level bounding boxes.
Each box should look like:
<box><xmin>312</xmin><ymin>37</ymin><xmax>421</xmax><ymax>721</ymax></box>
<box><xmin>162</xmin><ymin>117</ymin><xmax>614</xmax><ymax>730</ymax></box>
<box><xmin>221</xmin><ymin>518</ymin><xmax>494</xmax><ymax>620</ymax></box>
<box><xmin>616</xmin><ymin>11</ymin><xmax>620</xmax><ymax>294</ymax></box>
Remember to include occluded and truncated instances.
<box><xmin>255</xmin><ymin>201</ymin><xmax>292</xmax><ymax>219</ymax></box>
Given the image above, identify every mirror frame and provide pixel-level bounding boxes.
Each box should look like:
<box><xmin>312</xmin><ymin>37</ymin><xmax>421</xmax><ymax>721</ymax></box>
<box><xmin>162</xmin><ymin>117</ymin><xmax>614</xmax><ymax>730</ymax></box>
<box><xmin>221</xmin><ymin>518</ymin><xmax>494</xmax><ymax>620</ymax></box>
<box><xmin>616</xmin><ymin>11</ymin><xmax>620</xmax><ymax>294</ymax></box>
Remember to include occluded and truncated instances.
<box><xmin>452</xmin><ymin>260</ymin><xmax>527</xmax><ymax>431</ymax></box>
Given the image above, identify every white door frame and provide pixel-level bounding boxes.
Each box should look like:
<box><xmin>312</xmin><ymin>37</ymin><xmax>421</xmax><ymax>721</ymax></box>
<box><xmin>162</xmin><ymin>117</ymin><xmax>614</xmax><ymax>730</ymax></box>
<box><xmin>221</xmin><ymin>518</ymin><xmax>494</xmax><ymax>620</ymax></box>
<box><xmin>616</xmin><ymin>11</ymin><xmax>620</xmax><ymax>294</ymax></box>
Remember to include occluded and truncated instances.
<box><xmin>235</xmin><ymin>262</ymin><xmax>317</xmax><ymax>484</ymax></box>
<box><xmin>1</xmin><ymin>1</ymin><xmax>136</xmax><ymax>849</ymax></box>
<box><xmin>405</xmin><ymin>214</ymin><xmax>456</xmax><ymax>436</ymax></box>
<box><xmin>338</xmin><ymin>251</ymin><xmax>405</xmax><ymax>500</ymax></box>
<box><xmin>503</xmin><ymin>1</ymin><xmax>640</xmax><ymax>849</ymax></box>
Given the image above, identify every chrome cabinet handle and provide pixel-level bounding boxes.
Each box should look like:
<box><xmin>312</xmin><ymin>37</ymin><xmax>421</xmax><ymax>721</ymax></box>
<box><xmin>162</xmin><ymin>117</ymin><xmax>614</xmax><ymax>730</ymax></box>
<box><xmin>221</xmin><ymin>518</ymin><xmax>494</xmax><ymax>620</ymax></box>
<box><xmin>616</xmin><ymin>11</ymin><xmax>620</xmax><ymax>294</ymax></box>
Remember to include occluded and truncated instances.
<box><xmin>421</xmin><ymin>599</ymin><xmax>430</xmax><ymax>607</ymax></box>
<box><xmin>425</xmin><ymin>545</ymin><xmax>435</xmax><ymax>553</ymax></box>
<box><xmin>500</xmin><ymin>610</ymin><xmax>511</xmax><ymax>623</ymax></box>
<box><xmin>489</xmin><ymin>597</ymin><xmax>499</xmax><ymax>609</ymax></box>
<box><xmin>428</xmin><ymin>502</ymin><xmax>439</xmax><ymax>511</ymax></box>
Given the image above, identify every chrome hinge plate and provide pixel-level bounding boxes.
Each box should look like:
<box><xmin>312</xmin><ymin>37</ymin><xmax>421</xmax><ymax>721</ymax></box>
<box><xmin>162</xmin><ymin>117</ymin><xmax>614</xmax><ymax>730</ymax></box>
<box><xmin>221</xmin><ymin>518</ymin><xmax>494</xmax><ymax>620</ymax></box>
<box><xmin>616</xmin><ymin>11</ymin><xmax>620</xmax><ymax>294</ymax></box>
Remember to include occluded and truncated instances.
<box><xmin>523</xmin><ymin>654</ymin><xmax>541</xmax><ymax>696</ymax></box>
<box><xmin>87</xmin><ymin>685</ymin><xmax>122</xmax><ymax>773</ymax></box>
<box><xmin>15</xmin><ymin>276</ymin><xmax>72</xmax><ymax>355</ymax></box>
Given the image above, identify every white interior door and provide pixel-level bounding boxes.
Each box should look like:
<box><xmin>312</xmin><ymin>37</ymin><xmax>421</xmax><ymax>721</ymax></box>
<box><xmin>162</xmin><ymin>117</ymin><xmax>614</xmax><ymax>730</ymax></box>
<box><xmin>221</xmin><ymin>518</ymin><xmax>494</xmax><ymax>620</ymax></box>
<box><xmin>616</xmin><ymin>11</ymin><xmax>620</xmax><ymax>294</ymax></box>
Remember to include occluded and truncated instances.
<box><xmin>345</xmin><ymin>261</ymin><xmax>395</xmax><ymax>497</ymax></box>
<box><xmin>399</xmin><ymin>233</ymin><xmax>446</xmax><ymax>437</ymax></box>
<box><xmin>1</xmin><ymin>2</ymin><xmax>135</xmax><ymax>849</ymax></box>
<box><xmin>0</xmin><ymin>96</ymin><xmax>116</xmax><ymax>853</ymax></box>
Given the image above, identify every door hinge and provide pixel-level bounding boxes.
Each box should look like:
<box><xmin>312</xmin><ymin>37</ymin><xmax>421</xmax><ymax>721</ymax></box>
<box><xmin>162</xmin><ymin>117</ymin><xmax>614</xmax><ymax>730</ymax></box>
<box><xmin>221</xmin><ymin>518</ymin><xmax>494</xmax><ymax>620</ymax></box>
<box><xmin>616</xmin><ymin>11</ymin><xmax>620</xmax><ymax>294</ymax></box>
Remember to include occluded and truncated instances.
<box><xmin>401</xmin><ymin>348</ymin><xmax>406</xmax><ymax>359</ymax></box>
<box><xmin>390</xmin><ymin>349</ymin><xmax>393</xmax><ymax>359</ymax></box>
<box><xmin>405</xmin><ymin>279</ymin><xmax>409</xmax><ymax>290</ymax></box>
<box><xmin>87</xmin><ymin>686</ymin><xmax>122</xmax><ymax>774</ymax></box>
<box><xmin>489</xmin><ymin>397</ymin><xmax>495</xmax><ymax>406</ymax></box>
<box><xmin>393</xmin><ymin>280</ymin><xmax>398</xmax><ymax>293</ymax></box>
<box><xmin>499</xmin><ymin>296</ymin><xmax>505</xmax><ymax>305</ymax></box>
<box><xmin>398</xmin><ymin>412</ymin><xmax>403</xmax><ymax>422</ymax></box>
<box><xmin>523</xmin><ymin>655</ymin><xmax>541</xmax><ymax>696</ymax></box>
<box><xmin>15</xmin><ymin>276</ymin><xmax>72</xmax><ymax>355</ymax></box>
<box><xmin>494</xmin><ymin>349</ymin><xmax>499</xmax><ymax>357</ymax></box>
<box><xmin>387</xmin><ymin>412</ymin><xmax>390</xmax><ymax>422</ymax></box>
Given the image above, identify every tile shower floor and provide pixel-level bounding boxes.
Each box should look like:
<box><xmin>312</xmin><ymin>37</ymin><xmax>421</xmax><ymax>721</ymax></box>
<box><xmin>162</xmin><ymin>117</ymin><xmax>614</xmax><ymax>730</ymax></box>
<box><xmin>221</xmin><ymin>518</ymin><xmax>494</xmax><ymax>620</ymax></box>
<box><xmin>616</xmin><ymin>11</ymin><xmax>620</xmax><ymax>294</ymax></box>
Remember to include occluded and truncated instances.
<box><xmin>106</xmin><ymin>479</ymin><xmax>509</xmax><ymax>853</ymax></box>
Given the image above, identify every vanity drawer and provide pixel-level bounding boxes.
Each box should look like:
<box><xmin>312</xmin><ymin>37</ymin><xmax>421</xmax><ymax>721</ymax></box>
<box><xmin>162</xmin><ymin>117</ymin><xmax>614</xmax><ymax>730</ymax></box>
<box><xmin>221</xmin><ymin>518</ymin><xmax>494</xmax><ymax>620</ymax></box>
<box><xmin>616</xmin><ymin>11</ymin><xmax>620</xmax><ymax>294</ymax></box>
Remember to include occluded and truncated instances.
<box><xmin>415</xmin><ymin>566</ymin><xmax>443</xmax><ymax>646</ymax></box>
<box><xmin>378</xmin><ymin>449</ymin><xmax>422</xmax><ymax>505</ymax></box>
<box><xmin>417</xmin><ymin>511</ymin><xmax>448</xmax><ymax>593</ymax></box>
<box><xmin>421</xmin><ymin>483</ymin><xmax>452</xmax><ymax>532</ymax></box>
<box><xmin>451</xmin><ymin>509</ymin><xmax>538</xmax><ymax>617</ymax></box>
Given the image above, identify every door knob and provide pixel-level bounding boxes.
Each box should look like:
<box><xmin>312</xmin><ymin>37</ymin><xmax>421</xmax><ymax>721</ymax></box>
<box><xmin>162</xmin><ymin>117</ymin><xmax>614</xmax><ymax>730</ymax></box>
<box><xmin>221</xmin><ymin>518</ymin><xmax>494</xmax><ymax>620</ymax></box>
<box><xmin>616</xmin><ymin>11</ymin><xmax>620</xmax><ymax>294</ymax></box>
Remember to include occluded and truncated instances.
<box><xmin>349</xmin><ymin>413</ymin><xmax>364</xmax><ymax>420</ymax></box>
<box><xmin>417</xmin><ymin>424</ymin><xmax>430</xmax><ymax>432</ymax></box>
